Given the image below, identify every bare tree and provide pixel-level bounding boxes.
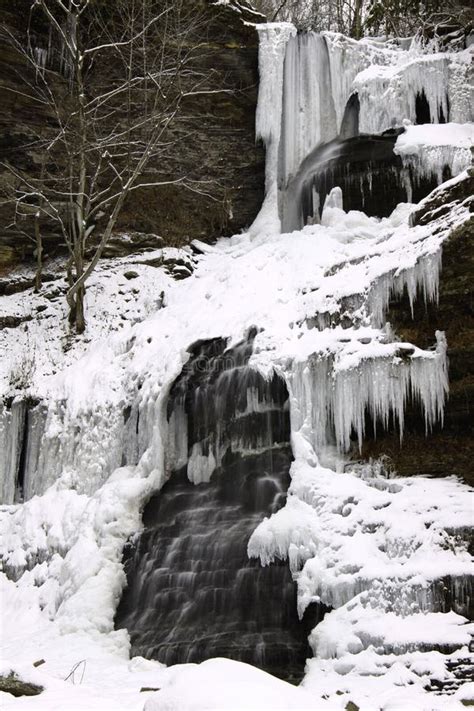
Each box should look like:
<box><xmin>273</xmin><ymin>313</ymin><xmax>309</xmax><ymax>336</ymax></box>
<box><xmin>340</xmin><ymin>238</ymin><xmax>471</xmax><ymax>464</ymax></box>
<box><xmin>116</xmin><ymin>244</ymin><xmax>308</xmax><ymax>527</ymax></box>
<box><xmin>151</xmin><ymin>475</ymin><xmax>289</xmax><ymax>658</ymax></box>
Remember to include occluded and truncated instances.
<box><xmin>1</xmin><ymin>0</ymin><xmax>222</xmax><ymax>332</ymax></box>
<box><xmin>254</xmin><ymin>0</ymin><xmax>472</xmax><ymax>37</ymax></box>
<box><xmin>253</xmin><ymin>0</ymin><xmax>366</xmax><ymax>34</ymax></box>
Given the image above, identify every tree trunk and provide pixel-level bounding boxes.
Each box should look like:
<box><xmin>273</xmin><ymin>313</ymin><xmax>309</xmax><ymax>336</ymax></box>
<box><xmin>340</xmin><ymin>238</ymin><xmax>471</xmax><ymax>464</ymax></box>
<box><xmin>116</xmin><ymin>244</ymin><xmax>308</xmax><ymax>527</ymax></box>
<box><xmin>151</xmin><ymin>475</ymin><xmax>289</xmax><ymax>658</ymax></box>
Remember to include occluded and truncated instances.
<box><xmin>67</xmin><ymin>240</ymin><xmax>87</xmax><ymax>333</ymax></box>
<box><xmin>75</xmin><ymin>285</ymin><xmax>86</xmax><ymax>334</ymax></box>
<box><xmin>67</xmin><ymin>283</ymin><xmax>86</xmax><ymax>333</ymax></box>
<box><xmin>33</xmin><ymin>214</ymin><xmax>42</xmax><ymax>293</ymax></box>
<box><xmin>350</xmin><ymin>0</ymin><xmax>363</xmax><ymax>38</ymax></box>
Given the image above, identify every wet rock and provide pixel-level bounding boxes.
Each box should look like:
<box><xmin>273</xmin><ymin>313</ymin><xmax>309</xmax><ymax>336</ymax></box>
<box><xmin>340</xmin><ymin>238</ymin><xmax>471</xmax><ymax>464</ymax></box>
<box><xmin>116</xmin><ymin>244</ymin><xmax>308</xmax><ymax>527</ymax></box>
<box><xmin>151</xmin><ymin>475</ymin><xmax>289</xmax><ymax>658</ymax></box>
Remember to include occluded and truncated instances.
<box><xmin>0</xmin><ymin>313</ymin><xmax>32</xmax><ymax>330</ymax></box>
<box><xmin>345</xmin><ymin>702</ymin><xmax>360</xmax><ymax>711</ymax></box>
<box><xmin>162</xmin><ymin>255</ymin><xmax>195</xmax><ymax>281</ymax></box>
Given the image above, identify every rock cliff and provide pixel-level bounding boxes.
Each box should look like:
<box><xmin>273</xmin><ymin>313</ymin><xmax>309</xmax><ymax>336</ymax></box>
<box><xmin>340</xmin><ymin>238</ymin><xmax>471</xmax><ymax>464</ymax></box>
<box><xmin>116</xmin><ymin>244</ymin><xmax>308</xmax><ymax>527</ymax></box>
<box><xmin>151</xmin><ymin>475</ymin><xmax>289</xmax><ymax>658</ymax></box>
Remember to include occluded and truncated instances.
<box><xmin>360</xmin><ymin>172</ymin><xmax>474</xmax><ymax>485</ymax></box>
<box><xmin>0</xmin><ymin>0</ymin><xmax>265</xmax><ymax>270</ymax></box>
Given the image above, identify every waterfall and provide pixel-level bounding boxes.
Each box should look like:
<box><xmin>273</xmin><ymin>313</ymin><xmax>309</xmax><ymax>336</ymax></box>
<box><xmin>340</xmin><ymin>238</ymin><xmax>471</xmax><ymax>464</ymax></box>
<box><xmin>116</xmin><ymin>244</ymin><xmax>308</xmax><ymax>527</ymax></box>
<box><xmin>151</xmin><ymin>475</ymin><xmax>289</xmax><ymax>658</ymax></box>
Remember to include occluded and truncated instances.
<box><xmin>278</xmin><ymin>33</ymin><xmax>338</xmax><ymax>186</ymax></box>
<box><xmin>115</xmin><ymin>334</ymin><xmax>323</xmax><ymax>680</ymax></box>
<box><xmin>0</xmin><ymin>18</ymin><xmax>472</xmax><ymax>708</ymax></box>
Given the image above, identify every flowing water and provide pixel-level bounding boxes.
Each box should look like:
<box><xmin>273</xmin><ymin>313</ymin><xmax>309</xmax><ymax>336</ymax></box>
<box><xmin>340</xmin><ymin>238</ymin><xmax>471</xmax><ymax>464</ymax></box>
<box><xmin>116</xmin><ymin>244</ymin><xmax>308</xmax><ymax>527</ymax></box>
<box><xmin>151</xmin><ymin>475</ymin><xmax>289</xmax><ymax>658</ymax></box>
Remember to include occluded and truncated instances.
<box><xmin>115</xmin><ymin>334</ymin><xmax>324</xmax><ymax>681</ymax></box>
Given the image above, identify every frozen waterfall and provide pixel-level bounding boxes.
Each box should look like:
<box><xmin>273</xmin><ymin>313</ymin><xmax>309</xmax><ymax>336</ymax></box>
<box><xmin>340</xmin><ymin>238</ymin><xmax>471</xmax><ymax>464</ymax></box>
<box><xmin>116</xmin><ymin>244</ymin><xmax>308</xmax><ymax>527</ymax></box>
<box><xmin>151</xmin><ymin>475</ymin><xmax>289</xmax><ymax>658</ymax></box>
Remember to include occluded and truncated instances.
<box><xmin>0</xmin><ymin>18</ymin><xmax>472</xmax><ymax>709</ymax></box>
<box><xmin>254</xmin><ymin>28</ymin><xmax>473</xmax><ymax>231</ymax></box>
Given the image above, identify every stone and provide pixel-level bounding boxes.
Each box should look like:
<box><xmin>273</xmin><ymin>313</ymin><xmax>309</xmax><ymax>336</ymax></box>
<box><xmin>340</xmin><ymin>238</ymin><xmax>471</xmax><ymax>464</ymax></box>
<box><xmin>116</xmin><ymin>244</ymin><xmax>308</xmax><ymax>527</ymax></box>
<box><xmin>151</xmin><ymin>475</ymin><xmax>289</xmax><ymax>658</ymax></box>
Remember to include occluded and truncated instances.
<box><xmin>345</xmin><ymin>702</ymin><xmax>360</xmax><ymax>711</ymax></box>
<box><xmin>0</xmin><ymin>314</ymin><xmax>32</xmax><ymax>330</ymax></box>
<box><xmin>0</xmin><ymin>672</ymin><xmax>43</xmax><ymax>697</ymax></box>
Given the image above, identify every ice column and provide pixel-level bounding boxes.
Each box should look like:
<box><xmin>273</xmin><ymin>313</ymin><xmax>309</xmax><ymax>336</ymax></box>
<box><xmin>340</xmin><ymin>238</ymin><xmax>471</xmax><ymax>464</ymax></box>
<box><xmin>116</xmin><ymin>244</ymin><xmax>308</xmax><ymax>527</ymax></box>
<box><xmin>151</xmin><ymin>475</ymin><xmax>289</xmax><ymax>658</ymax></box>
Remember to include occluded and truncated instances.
<box><xmin>278</xmin><ymin>33</ymin><xmax>338</xmax><ymax>185</ymax></box>
<box><xmin>252</xmin><ymin>23</ymin><xmax>296</xmax><ymax>234</ymax></box>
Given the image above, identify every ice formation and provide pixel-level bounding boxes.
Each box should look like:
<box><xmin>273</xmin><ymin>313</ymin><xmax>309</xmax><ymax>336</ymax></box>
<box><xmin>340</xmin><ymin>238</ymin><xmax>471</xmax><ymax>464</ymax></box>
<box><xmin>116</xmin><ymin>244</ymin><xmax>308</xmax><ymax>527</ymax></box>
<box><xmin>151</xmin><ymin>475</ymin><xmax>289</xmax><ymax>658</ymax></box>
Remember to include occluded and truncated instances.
<box><xmin>253</xmin><ymin>23</ymin><xmax>295</xmax><ymax>232</ymax></box>
<box><xmin>355</xmin><ymin>53</ymin><xmax>473</xmax><ymax>134</ymax></box>
<box><xmin>0</xmin><ymin>18</ymin><xmax>473</xmax><ymax>711</ymax></box>
<box><xmin>274</xmin><ymin>29</ymin><xmax>473</xmax><ymax>210</ymax></box>
<box><xmin>279</xmin><ymin>33</ymin><xmax>339</xmax><ymax>184</ymax></box>
<box><xmin>394</xmin><ymin>123</ymin><xmax>474</xmax><ymax>185</ymax></box>
<box><xmin>287</xmin><ymin>331</ymin><xmax>448</xmax><ymax>455</ymax></box>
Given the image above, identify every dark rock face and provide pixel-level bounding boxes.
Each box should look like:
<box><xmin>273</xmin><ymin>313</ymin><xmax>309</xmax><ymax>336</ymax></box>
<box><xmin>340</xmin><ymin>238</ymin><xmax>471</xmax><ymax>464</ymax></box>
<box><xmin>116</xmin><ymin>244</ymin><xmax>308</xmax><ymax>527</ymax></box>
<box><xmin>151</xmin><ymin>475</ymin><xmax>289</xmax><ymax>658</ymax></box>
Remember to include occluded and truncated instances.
<box><xmin>340</xmin><ymin>92</ymin><xmax>360</xmax><ymax>139</ymax></box>
<box><xmin>281</xmin><ymin>131</ymin><xmax>441</xmax><ymax>231</ymax></box>
<box><xmin>0</xmin><ymin>0</ymin><xmax>265</xmax><ymax>269</ymax></box>
<box><xmin>115</xmin><ymin>334</ymin><xmax>323</xmax><ymax>681</ymax></box>
<box><xmin>360</xmin><ymin>174</ymin><xmax>474</xmax><ymax>485</ymax></box>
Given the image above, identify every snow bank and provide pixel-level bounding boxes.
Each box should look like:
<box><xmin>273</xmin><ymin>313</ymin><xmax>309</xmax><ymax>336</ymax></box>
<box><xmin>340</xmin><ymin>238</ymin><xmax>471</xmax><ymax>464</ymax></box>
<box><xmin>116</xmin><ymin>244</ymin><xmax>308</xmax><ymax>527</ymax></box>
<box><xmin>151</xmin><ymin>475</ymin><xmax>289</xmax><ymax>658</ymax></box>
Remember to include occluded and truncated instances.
<box><xmin>144</xmin><ymin>658</ymin><xmax>320</xmax><ymax>711</ymax></box>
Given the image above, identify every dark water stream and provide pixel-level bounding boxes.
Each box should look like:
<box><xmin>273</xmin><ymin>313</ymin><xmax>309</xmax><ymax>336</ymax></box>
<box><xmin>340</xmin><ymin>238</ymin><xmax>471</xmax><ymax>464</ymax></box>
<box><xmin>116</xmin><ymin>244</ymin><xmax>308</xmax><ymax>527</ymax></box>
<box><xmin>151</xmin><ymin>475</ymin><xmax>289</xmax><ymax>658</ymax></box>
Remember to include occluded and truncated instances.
<box><xmin>115</xmin><ymin>334</ymin><xmax>323</xmax><ymax>681</ymax></box>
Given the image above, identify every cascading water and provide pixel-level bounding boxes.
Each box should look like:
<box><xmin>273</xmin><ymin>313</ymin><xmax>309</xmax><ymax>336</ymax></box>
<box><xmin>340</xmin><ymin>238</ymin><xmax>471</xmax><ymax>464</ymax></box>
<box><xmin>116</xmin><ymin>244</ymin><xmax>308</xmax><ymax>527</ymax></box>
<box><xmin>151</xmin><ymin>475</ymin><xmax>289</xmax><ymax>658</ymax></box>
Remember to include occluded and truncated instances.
<box><xmin>115</xmin><ymin>334</ymin><xmax>323</xmax><ymax>680</ymax></box>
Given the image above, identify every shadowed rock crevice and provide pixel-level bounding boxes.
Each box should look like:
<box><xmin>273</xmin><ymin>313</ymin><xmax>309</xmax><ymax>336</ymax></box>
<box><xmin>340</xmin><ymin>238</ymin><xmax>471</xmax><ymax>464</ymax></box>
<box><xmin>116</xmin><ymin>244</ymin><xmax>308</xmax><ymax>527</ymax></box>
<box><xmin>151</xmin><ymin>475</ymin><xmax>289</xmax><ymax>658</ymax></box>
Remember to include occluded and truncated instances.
<box><xmin>281</xmin><ymin>130</ymin><xmax>442</xmax><ymax>231</ymax></box>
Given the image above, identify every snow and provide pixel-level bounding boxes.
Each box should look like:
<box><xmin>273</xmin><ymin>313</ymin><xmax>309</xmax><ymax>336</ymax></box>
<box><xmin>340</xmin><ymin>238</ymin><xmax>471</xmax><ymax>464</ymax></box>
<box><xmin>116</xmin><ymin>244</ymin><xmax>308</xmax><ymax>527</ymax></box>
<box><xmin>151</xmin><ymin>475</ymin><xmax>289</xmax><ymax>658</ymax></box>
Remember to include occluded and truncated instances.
<box><xmin>0</xmin><ymin>21</ymin><xmax>473</xmax><ymax>711</ymax></box>
<box><xmin>249</xmin><ymin>463</ymin><xmax>473</xmax><ymax>617</ymax></box>
<box><xmin>144</xmin><ymin>658</ymin><xmax>320</xmax><ymax>711</ymax></box>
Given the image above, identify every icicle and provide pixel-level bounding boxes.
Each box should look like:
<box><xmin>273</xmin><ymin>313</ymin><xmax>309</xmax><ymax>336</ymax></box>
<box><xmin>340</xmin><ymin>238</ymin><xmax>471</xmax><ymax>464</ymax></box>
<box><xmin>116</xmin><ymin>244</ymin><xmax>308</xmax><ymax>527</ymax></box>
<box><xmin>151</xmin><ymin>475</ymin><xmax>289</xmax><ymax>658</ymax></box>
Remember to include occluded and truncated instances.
<box><xmin>324</xmin><ymin>33</ymin><xmax>375</xmax><ymax>133</ymax></box>
<box><xmin>286</xmin><ymin>331</ymin><xmax>447</xmax><ymax>455</ymax></box>
<box><xmin>395</xmin><ymin>144</ymin><xmax>472</xmax><ymax>186</ymax></box>
<box><xmin>255</xmin><ymin>23</ymin><xmax>296</xmax><ymax>190</ymax></box>
<box><xmin>166</xmin><ymin>392</ymin><xmax>188</xmax><ymax>475</ymax></box>
<box><xmin>187</xmin><ymin>442</ymin><xmax>216</xmax><ymax>485</ymax></box>
<box><xmin>0</xmin><ymin>400</ymin><xmax>25</xmax><ymax>504</ymax></box>
<box><xmin>355</xmin><ymin>55</ymin><xmax>473</xmax><ymax>134</ymax></box>
<box><xmin>366</xmin><ymin>251</ymin><xmax>442</xmax><ymax>328</ymax></box>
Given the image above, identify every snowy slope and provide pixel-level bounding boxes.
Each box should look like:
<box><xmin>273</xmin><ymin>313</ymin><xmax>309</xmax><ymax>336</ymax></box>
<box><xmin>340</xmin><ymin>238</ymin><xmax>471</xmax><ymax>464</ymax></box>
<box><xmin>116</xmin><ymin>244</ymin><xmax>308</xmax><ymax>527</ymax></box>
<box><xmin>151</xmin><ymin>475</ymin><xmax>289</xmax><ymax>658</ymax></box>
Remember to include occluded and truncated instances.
<box><xmin>1</xmin><ymin>177</ymin><xmax>472</xmax><ymax>710</ymax></box>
